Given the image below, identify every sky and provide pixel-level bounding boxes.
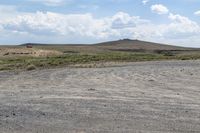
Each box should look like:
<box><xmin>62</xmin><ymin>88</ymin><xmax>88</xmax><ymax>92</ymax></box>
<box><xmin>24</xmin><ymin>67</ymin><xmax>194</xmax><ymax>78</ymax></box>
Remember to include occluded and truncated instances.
<box><xmin>0</xmin><ymin>0</ymin><xmax>200</xmax><ymax>47</ymax></box>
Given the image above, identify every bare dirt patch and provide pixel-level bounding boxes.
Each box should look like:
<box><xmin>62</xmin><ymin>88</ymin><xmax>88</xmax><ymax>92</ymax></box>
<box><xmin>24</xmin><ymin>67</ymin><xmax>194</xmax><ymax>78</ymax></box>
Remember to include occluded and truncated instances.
<box><xmin>0</xmin><ymin>48</ymin><xmax>62</xmax><ymax>57</ymax></box>
<box><xmin>0</xmin><ymin>60</ymin><xmax>200</xmax><ymax>133</ymax></box>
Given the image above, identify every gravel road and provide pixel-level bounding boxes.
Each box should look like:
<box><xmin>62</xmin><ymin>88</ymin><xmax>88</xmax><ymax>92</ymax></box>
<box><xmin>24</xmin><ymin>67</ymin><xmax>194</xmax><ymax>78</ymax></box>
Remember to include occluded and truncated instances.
<box><xmin>0</xmin><ymin>60</ymin><xmax>200</xmax><ymax>133</ymax></box>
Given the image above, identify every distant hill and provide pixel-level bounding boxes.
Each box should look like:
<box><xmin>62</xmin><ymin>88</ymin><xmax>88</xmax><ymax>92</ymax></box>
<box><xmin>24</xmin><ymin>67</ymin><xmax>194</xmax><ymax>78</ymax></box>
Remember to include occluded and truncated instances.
<box><xmin>20</xmin><ymin>39</ymin><xmax>199</xmax><ymax>53</ymax></box>
<box><xmin>95</xmin><ymin>39</ymin><xmax>196</xmax><ymax>51</ymax></box>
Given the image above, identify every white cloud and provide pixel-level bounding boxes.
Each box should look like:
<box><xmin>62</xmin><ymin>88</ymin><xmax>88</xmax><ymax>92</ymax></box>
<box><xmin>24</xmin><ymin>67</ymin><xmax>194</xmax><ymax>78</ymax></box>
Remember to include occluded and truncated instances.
<box><xmin>165</xmin><ymin>13</ymin><xmax>200</xmax><ymax>38</ymax></box>
<box><xmin>168</xmin><ymin>13</ymin><xmax>199</xmax><ymax>31</ymax></box>
<box><xmin>110</xmin><ymin>12</ymin><xmax>149</xmax><ymax>29</ymax></box>
<box><xmin>29</xmin><ymin>0</ymin><xmax>67</xmax><ymax>6</ymax></box>
<box><xmin>1</xmin><ymin>12</ymin><xmax>110</xmax><ymax>38</ymax></box>
<box><xmin>194</xmin><ymin>10</ymin><xmax>200</xmax><ymax>16</ymax></box>
<box><xmin>151</xmin><ymin>4</ymin><xmax>169</xmax><ymax>15</ymax></box>
<box><xmin>142</xmin><ymin>0</ymin><xmax>149</xmax><ymax>5</ymax></box>
<box><xmin>1</xmin><ymin>11</ymin><xmax>152</xmax><ymax>39</ymax></box>
<box><xmin>0</xmin><ymin>7</ymin><xmax>200</xmax><ymax>47</ymax></box>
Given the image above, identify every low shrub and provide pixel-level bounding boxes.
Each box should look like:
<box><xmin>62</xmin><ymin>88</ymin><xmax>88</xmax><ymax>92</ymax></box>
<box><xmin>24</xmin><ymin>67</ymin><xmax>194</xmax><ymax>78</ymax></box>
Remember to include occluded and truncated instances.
<box><xmin>26</xmin><ymin>64</ymin><xmax>37</xmax><ymax>71</ymax></box>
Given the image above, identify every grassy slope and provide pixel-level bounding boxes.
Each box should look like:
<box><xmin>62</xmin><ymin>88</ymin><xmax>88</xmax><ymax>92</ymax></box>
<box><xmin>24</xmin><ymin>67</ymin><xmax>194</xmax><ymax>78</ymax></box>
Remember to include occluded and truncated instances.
<box><xmin>1</xmin><ymin>51</ymin><xmax>200</xmax><ymax>71</ymax></box>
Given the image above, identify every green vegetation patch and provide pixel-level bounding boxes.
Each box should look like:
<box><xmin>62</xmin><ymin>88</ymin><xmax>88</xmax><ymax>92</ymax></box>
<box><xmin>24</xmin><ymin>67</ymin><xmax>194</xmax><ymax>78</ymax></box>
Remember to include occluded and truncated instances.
<box><xmin>0</xmin><ymin>51</ymin><xmax>200</xmax><ymax>71</ymax></box>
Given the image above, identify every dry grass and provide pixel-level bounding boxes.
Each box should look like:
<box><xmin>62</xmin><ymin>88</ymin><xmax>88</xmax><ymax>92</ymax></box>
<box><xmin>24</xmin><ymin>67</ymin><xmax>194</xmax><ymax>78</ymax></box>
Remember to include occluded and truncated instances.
<box><xmin>0</xmin><ymin>40</ymin><xmax>200</xmax><ymax>71</ymax></box>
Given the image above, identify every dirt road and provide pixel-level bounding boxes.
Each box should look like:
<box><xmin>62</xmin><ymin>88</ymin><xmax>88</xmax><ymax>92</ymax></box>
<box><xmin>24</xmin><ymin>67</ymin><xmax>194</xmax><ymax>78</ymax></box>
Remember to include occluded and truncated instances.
<box><xmin>0</xmin><ymin>60</ymin><xmax>200</xmax><ymax>133</ymax></box>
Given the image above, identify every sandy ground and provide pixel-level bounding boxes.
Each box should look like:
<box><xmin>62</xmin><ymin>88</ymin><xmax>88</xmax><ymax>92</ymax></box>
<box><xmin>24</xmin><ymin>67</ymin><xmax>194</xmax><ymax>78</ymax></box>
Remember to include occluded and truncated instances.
<box><xmin>0</xmin><ymin>60</ymin><xmax>200</xmax><ymax>133</ymax></box>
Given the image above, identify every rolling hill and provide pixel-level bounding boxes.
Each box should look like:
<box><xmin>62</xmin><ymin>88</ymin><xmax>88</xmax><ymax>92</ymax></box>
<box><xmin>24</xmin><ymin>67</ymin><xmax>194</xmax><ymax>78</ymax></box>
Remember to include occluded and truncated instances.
<box><xmin>22</xmin><ymin>39</ymin><xmax>198</xmax><ymax>53</ymax></box>
<box><xmin>95</xmin><ymin>39</ymin><xmax>196</xmax><ymax>51</ymax></box>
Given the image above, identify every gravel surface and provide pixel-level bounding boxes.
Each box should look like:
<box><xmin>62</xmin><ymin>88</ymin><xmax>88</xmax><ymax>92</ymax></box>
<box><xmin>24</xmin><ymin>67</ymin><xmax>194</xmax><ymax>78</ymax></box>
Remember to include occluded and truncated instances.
<box><xmin>0</xmin><ymin>60</ymin><xmax>200</xmax><ymax>133</ymax></box>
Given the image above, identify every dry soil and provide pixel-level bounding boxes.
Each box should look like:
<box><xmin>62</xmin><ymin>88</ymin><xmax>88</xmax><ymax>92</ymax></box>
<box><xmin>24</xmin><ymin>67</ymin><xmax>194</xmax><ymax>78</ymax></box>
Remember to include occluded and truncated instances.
<box><xmin>0</xmin><ymin>60</ymin><xmax>200</xmax><ymax>133</ymax></box>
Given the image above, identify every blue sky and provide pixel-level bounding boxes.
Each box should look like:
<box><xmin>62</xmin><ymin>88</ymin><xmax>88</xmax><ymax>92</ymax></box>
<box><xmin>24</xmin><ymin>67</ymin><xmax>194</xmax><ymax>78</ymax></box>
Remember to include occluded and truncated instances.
<box><xmin>0</xmin><ymin>0</ymin><xmax>200</xmax><ymax>47</ymax></box>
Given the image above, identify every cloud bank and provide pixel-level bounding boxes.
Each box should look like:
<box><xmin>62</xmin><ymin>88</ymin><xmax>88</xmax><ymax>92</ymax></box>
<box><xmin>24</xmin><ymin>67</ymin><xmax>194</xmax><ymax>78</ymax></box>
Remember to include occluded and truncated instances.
<box><xmin>0</xmin><ymin>4</ymin><xmax>200</xmax><ymax>47</ymax></box>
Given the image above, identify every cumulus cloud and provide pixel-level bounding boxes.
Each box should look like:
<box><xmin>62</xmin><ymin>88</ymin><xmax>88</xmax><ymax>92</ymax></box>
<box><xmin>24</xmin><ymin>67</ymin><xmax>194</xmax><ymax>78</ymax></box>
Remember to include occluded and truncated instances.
<box><xmin>151</xmin><ymin>4</ymin><xmax>169</xmax><ymax>15</ymax></box>
<box><xmin>1</xmin><ymin>11</ymin><xmax>154</xmax><ymax>40</ymax></box>
<box><xmin>110</xmin><ymin>12</ymin><xmax>149</xmax><ymax>29</ymax></box>
<box><xmin>159</xmin><ymin>13</ymin><xmax>199</xmax><ymax>39</ymax></box>
<box><xmin>0</xmin><ymin>7</ymin><xmax>200</xmax><ymax>47</ymax></box>
<box><xmin>194</xmin><ymin>10</ymin><xmax>200</xmax><ymax>16</ymax></box>
<box><xmin>2</xmin><ymin>12</ymin><xmax>110</xmax><ymax>38</ymax></box>
<box><xmin>165</xmin><ymin>13</ymin><xmax>200</xmax><ymax>38</ymax></box>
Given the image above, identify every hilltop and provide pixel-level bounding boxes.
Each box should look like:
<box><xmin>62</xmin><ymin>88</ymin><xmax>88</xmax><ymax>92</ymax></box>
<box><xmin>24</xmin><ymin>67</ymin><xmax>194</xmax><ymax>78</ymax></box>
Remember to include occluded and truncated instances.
<box><xmin>95</xmin><ymin>39</ymin><xmax>194</xmax><ymax>51</ymax></box>
<box><xmin>21</xmin><ymin>39</ymin><xmax>198</xmax><ymax>53</ymax></box>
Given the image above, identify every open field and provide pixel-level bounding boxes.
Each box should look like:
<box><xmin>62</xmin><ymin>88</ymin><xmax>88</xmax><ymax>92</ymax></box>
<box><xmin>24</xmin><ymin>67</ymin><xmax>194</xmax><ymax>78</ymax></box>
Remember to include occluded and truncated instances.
<box><xmin>0</xmin><ymin>60</ymin><xmax>200</xmax><ymax>132</ymax></box>
<box><xmin>0</xmin><ymin>40</ymin><xmax>200</xmax><ymax>71</ymax></box>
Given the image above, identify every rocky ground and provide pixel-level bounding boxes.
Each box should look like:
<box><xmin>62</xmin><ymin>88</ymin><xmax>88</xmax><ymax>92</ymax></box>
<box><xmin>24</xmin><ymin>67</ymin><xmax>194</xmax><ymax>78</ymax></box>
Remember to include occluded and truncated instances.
<box><xmin>0</xmin><ymin>60</ymin><xmax>200</xmax><ymax>133</ymax></box>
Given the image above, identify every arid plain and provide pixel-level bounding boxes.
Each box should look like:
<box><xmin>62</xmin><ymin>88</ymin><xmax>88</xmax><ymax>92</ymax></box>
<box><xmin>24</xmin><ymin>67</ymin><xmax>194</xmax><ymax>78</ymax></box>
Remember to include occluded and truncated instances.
<box><xmin>0</xmin><ymin>60</ymin><xmax>200</xmax><ymax>133</ymax></box>
<box><xmin>0</xmin><ymin>40</ymin><xmax>200</xmax><ymax>132</ymax></box>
